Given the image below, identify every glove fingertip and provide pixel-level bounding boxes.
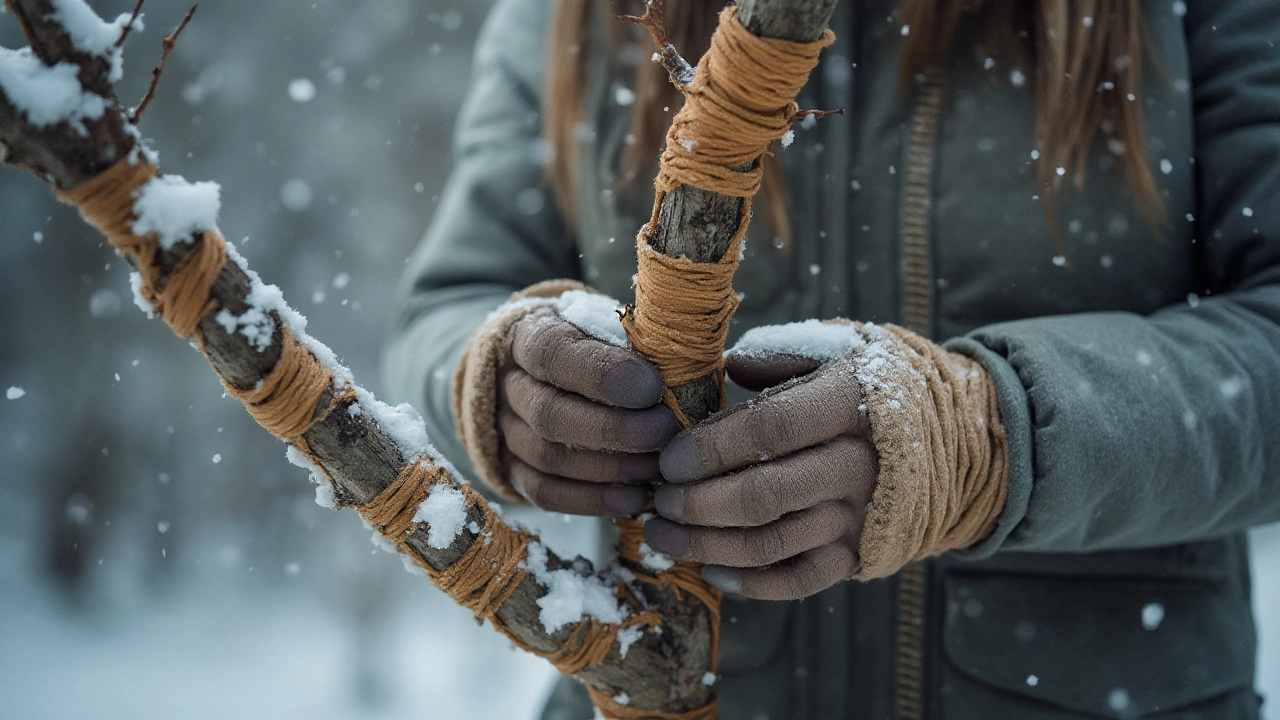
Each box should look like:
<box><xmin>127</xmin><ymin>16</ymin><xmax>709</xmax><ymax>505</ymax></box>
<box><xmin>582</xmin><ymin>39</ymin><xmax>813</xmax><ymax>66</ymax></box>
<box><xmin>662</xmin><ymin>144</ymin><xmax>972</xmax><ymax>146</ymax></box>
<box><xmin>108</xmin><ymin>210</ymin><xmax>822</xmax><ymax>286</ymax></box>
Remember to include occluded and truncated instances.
<box><xmin>658</xmin><ymin>434</ymin><xmax>702</xmax><ymax>483</ymax></box>
<box><xmin>602</xmin><ymin>357</ymin><xmax>665</xmax><ymax>409</ymax></box>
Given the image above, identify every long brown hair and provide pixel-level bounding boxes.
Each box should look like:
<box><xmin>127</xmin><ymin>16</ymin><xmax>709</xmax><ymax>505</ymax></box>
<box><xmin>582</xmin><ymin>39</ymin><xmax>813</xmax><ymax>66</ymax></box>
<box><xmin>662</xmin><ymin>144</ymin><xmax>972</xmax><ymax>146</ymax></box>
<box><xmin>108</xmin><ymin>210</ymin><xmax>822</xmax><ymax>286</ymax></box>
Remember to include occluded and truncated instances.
<box><xmin>546</xmin><ymin>0</ymin><xmax>1161</xmax><ymax>239</ymax></box>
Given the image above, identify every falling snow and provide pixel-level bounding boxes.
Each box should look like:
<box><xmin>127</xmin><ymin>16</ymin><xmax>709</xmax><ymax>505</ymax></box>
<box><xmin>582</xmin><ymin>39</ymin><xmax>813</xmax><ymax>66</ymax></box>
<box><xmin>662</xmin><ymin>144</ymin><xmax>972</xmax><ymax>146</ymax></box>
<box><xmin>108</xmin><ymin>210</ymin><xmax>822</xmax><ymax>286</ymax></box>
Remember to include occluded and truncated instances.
<box><xmin>288</xmin><ymin>78</ymin><xmax>317</xmax><ymax>103</ymax></box>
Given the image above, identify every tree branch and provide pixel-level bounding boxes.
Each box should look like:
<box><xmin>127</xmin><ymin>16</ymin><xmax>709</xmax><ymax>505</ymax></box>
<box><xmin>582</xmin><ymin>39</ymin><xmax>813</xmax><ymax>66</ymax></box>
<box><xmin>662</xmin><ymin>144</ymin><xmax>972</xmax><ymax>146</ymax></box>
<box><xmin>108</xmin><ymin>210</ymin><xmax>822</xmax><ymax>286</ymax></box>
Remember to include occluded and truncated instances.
<box><xmin>0</xmin><ymin>0</ymin><xmax>838</xmax><ymax>716</ymax></box>
<box><xmin>114</xmin><ymin>0</ymin><xmax>146</xmax><ymax>49</ymax></box>
<box><xmin>647</xmin><ymin>0</ymin><xmax>840</xmax><ymax>424</ymax></box>
<box><xmin>0</xmin><ymin>0</ymin><xmax>716</xmax><ymax>714</ymax></box>
<box><xmin>622</xmin><ymin>0</ymin><xmax>696</xmax><ymax>88</ymax></box>
<box><xmin>130</xmin><ymin>4</ymin><xmax>197</xmax><ymax>123</ymax></box>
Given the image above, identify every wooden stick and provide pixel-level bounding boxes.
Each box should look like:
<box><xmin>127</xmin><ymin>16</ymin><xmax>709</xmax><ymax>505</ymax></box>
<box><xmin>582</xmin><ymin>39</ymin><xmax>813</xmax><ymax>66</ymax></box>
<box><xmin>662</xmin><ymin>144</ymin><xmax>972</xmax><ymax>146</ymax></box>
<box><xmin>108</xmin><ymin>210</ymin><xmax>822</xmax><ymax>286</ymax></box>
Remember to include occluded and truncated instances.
<box><xmin>0</xmin><ymin>0</ymin><xmax>838</xmax><ymax>714</ymax></box>
<box><xmin>648</xmin><ymin>0</ymin><xmax>840</xmax><ymax>425</ymax></box>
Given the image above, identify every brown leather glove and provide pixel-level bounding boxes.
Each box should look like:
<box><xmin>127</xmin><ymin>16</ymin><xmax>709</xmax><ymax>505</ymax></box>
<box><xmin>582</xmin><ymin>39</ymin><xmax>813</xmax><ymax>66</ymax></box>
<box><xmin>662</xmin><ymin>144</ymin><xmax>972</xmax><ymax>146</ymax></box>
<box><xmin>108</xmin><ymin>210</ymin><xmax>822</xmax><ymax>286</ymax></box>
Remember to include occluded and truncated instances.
<box><xmin>644</xmin><ymin>320</ymin><xmax>1009</xmax><ymax>601</ymax></box>
<box><xmin>453</xmin><ymin>281</ymin><xmax>678</xmax><ymax>515</ymax></box>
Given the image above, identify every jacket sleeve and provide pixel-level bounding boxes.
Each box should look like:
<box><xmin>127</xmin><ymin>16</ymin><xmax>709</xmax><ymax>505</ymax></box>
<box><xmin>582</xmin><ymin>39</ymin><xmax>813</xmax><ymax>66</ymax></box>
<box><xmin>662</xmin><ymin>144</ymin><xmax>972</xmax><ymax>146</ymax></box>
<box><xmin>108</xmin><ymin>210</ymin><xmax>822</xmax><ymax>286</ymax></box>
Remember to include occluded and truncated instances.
<box><xmin>947</xmin><ymin>0</ymin><xmax>1280</xmax><ymax>555</ymax></box>
<box><xmin>381</xmin><ymin>0</ymin><xmax>579</xmax><ymax>479</ymax></box>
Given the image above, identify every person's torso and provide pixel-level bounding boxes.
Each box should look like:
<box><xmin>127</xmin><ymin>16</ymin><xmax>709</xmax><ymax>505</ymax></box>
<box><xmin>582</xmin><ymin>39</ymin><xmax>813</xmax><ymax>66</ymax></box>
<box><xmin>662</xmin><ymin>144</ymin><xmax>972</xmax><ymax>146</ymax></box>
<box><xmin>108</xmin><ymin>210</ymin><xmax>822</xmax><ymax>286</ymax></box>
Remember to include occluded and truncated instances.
<box><xmin>560</xmin><ymin>2</ymin><xmax>1259</xmax><ymax>718</ymax></box>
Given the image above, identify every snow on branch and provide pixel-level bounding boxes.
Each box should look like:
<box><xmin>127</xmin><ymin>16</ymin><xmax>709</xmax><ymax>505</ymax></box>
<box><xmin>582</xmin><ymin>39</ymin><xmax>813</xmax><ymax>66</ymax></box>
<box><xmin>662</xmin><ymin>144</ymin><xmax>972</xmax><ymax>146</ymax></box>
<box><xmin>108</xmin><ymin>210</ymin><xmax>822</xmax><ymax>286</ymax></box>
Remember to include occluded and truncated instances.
<box><xmin>0</xmin><ymin>0</ymin><xmax>713</xmax><ymax>716</ymax></box>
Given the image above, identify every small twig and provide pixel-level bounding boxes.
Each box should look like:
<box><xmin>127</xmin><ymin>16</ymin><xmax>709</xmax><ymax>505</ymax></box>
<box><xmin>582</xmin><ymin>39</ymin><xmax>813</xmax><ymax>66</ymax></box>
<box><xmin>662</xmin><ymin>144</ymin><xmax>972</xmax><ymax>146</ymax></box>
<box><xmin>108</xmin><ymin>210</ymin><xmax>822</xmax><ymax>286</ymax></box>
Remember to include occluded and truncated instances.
<box><xmin>130</xmin><ymin>4</ymin><xmax>197</xmax><ymax>124</ymax></box>
<box><xmin>621</xmin><ymin>0</ymin><xmax>696</xmax><ymax>88</ymax></box>
<box><xmin>793</xmin><ymin>107</ymin><xmax>845</xmax><ymax>125</ymax></box>
<box><xmin>114</xmin><ymin>0</ymin><xmax>147</xmax><ymax>49</ymax></box>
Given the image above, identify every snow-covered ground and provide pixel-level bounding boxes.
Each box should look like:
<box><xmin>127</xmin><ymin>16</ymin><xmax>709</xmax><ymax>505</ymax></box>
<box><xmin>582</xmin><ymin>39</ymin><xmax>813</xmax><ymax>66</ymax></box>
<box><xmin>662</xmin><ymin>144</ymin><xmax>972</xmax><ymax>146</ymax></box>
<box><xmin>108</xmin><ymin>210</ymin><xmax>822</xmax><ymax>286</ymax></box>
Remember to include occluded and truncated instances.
<box><xmin>0</xmin><ymin>505</ymin><xmax>591</xmax><ymax>720</ymax></box>
<box><xmin>0</xmin><ymin>576</ymin><xmax>555</xmax><ymax>720</ymax></box>
<box><xmin>0</xmin><ymin>517</ymin><xmax>1276</xmax><ymax>719</ymax></box>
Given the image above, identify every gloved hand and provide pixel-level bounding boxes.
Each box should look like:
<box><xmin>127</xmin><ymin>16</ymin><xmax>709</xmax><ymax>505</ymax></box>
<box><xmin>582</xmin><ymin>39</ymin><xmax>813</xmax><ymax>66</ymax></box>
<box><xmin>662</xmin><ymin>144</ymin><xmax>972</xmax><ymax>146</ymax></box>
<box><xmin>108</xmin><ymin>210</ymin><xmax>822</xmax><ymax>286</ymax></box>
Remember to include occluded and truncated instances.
<box><xmin>453</xmin><ymin>281</ymin><xmax>678</xmax><ymax>515</ymax></box>
<box><xmin>644</xmin><ymin>320</ymin><xmax>1009</xmax><ymax>600</ymax></box>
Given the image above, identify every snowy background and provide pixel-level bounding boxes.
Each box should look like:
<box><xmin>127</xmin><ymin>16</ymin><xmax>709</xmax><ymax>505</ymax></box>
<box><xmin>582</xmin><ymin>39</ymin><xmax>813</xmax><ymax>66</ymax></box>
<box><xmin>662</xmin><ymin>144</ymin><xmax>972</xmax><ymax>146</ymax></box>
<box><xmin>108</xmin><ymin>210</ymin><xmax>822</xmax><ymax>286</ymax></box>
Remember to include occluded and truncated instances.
<box><xmin>0</xmin><ymin>1</ymin><xmax>1276</xmax><ymax>718</ymax></box>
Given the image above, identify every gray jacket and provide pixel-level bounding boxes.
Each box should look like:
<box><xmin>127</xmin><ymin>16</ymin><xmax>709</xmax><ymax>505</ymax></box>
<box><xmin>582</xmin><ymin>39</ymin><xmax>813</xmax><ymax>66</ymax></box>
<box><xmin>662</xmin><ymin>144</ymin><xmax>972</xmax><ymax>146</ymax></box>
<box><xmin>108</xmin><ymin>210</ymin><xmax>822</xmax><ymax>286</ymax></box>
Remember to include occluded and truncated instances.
<box><xmin>384</xmin><ymin>0</ymin><xmax>1280</xmax><ymax>717</ymax></box>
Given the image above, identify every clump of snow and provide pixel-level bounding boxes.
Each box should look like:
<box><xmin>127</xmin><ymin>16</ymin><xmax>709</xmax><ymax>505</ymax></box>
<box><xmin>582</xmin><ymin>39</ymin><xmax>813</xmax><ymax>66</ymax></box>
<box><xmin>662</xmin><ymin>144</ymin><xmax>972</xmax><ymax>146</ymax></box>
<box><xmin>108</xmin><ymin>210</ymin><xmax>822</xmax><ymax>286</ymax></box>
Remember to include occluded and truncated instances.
<box><xmin>638</xmin><ymin>543</ymin><xmax>674</xmax><ymax>572</ymax></box>
<box><xmin>131</xmin><ymin>175</ymin><xmax>222</xmax><ymax>250</ymax></box>
<box><xmin>223</xmin><ymin>242</ymin><xmax>353</xmax><ymax>387</ymax></box>
<box><xmin>287</xmin><ymin>78</ymin><xmax>316</xmax><ymax>103</ymax></box>
<box><xmin>555</xmin><ymin>291</ymin><xmax>628</xmax><ymax>348</ymax></box>
<box><xmin>285</xmin><ymin>445</ymin><xmax>336</xmax><ymax>509</ymax></box>
<box><xmin>780</xmin><ymin>129</ymin><xmax>795</xmax><ymax>148</ymax></box>
<box><xmin>613</xmin><ymin>693</ymin><xmax>630</xmax><ymax>706</ymax></box>
<box><xmin>729</xmin><ymin>319</ymin><xmax>862</xmax><ymax>362</ymax></box>
<box><xmin>412</xmin><ymin>484</ymin><xmax>468</xmax><ymax>550</ymax></box>
<box><xmin>353</xmin><ymin>387</ymin><xmax>429</xmax><ymax>457</ymax></box>
<box><xmin>852</xmin><ymin>324</ymin><xmax>909</xmax><ymax>389</ymax></box>
<box><xmin>524</xmin><ymin>541</ymin><xmax>627</xmax><ymax>634</ymax></box>
<box><xmin>122</xmin><ymin>120</ymin><xmax>160</xmax><ymax>166</ymax></box>
<box><xmin>1141</xmin><ymin>602</ymin><xmax>1164</xmax><ymax>631</ymax></box>
<box><xmin>128</xmin><ymin>272</ymin><xmax>155</xmax><ymax>315</ymax></box>
<box><xmin>6</xmin><ymin>387</ymin><xmax>26</xmax><ymax>400</ymax></box>
<box><xmin>400</xmin><ymin>554</ymin><xmax>427</xmax><ymax>577</ymax></box>
<box><xmin>615</xmin><ymin>625</ymin><xmax>644</xmax><ymax>659</ymax></box>
<box><xmin>47</xmin><ymin>0</ymin><xmax>137</xmax><ymax>56</ymax></box>
<box><xmin>215</xmin><ymin>306</ymin><xmax>274</xmax><ymax>352</ymax></box>
<box><xmin>366</xmin><ymin>523</ymin><xmax>399</xmax><ymax>554</ymax></box>
<box><xmin>702</xmin><ymin>671</ymin><xmax>717</xmax><ymax>686</ymax></box>
<box><xmin>0</xmin><ymin>48</ymin><xmax>107</xmax><ymax>130</ymax></box>
<box><xmin>279</xmin><ymin>179</ymin><xmax>313</xmax><ymax>212</ymax></box>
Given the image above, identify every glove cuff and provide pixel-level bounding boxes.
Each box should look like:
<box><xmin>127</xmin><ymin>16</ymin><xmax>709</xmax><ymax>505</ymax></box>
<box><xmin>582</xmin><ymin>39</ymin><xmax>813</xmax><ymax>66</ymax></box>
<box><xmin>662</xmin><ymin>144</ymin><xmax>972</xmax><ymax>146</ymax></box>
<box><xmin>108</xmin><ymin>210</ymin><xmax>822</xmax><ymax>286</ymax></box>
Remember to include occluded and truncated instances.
<box><xmin>853</xmin><ymin>323</ymin><xmax>1009</xmax><ymax>579</ymax></box>
<box><xmin>451</xmin><ymin>279</ymin><xmax>590</xmax><ymax>503</ymax></box>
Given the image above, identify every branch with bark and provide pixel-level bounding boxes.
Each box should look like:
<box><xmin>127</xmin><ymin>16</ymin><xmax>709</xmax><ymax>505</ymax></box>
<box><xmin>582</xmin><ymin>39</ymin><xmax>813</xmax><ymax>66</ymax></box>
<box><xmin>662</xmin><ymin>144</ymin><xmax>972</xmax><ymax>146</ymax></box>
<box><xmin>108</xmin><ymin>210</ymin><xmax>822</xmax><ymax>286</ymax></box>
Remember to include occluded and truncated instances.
<box><xmin>0</xmin><ymin>0</ymin><xmax>836</xmax><ymax>716</ymax></box>
<box><xmin>639</xmin><ymin>0</ymin><xmax>840</xmax><ymax>423</ymax></box>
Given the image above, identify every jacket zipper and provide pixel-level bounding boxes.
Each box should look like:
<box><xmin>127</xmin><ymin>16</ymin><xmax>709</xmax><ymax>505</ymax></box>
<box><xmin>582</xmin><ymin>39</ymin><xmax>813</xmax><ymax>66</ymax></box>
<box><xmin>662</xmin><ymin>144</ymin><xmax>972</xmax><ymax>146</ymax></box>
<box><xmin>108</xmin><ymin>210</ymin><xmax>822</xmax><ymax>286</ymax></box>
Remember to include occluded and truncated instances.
<box><xmin>896</xmin><ymin>63</ymin><xmax>945</xmax><ymax>720</ymax></box>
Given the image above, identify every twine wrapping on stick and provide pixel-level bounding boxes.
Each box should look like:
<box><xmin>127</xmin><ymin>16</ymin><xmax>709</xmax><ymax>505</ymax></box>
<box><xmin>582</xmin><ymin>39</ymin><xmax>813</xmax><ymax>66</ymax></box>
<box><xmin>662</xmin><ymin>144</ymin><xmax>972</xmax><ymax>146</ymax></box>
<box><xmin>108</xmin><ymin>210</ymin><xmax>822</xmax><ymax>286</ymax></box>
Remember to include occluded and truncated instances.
<box><xmin>220</xmin><ymin>324</ymin><xmax>345</xmax><ymax>442</ymax></box>
<box><xmin>653</xmin><ymin>7</ymin><xmax>834</xmax><ymax>199</ymax></box>
<box><xmin>622</xmin><ymin>6</ymin><xmax>835</xmax><ymax>424</ymax></box>
<box><xmin>53</xmin><ymin>155</ymin><xmax>669</xmax><ymax>714</ymax></box>
<box><xmin>357</xmin><ymin>458</ymin><xmax>664</xmax><ymax>679</ymax></box>
<box><xmin>56</xmin><ymin>158</ymin><xmax>346</xmax><ymax>449</ymax></box>
<box><xmin>50</xmin><ymin>7</ymin><xmax>832</xmax><ymax>715</ymax></box>
<box><xmin>612</xmin><ymin>8</ymin><xmax>834</xmax><ymax>719</ymax></box>
<box><xmin>56</xmin><ymin>159</ymin><xmax>226</xmax><ymax>339</ymax></box>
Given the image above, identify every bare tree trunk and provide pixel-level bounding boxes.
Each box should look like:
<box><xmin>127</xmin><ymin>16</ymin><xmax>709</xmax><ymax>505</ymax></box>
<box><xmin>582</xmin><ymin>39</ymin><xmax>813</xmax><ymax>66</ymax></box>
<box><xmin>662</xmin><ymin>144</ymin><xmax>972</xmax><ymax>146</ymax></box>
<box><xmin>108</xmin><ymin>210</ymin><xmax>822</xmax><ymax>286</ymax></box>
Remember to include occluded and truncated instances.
<box><xmin>0</xmin><ymin>0</ymin><xmax>836</xmax><ymax>715</ymax></box>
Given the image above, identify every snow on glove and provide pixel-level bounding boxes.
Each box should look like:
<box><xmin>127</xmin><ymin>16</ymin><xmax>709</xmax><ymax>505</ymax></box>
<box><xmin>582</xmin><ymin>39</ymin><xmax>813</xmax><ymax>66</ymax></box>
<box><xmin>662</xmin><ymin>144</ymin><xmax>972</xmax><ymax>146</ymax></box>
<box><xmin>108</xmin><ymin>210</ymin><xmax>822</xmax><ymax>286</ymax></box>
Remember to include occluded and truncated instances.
<box><xmin>645</xmin><ymin>320</ymin><xmax>1008</xmax><ymax>600</ymax></box>
<box><xmin>452</xmin><ymin>280</ymin><xmax>678</xmax><ymax>515</ymax></box>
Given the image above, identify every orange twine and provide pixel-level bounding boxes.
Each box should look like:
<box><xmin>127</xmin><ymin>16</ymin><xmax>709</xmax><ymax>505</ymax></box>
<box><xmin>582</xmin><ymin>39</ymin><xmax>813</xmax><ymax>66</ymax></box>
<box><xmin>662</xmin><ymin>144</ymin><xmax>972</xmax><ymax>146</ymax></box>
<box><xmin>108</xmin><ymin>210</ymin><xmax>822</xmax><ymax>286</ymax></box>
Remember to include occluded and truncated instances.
<box><xmin>56</xmin><ymin>159</ymin><xmax>225</xmax><ymax>339</ymax></box>
<box><xmin>53</xmin><ymin>10</ymin><xmax>833</xmax><ymax>710</ymax></box>
<box><xmin>613</xmin><ymin>10</ymin><xmax>833</xmax><ymax>719</ymax></box>
<box><xmin>357</xmin><ymin>458</ymin><xmax>666</xmax><ymax>680</ymax></box>
<box><xmin>53</xmin><ymin>156</ymin><xmax>662</xmax><ymax>709</ymax></box>
<box><xmin>621</xmin><ymin>7</ymin><xmax>834</xmax><ymax>424</ymax></box>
